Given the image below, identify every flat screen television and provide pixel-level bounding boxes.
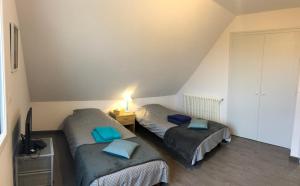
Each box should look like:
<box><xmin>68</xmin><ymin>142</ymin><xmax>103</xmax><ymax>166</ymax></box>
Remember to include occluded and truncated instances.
<box><xmin>22</xmin><ymin>107</ymin><xmax>46</xmax><ymax>154</ymax></box>
<box><xmin>24</xmin><ymin>107</ymin><xmax>32</xmax><ymax>154</ymax></box>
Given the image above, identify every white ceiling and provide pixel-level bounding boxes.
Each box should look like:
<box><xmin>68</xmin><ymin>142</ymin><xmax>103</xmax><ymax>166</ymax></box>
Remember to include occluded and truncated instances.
<box><xmin>214</xmin><ymin>0</ymin><xmax>300</xmax><ymax>15</ymax></box>
<box><xmin>16</xmin><ymin>0</ymin><xmax>234</xmax><ymax>101</ymax></box>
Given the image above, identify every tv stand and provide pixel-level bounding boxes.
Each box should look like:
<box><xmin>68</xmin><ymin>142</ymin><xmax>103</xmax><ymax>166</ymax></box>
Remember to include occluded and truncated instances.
<box><xmin>15</xmin><ymin>138</ymin><xmax>54</xmax><ymax>186</ymax></box>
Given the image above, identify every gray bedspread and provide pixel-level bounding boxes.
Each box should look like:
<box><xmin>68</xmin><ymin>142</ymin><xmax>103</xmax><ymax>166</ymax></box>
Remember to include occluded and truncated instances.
<box><xmin>135</xmin><ymin>104</ymin><xmax>178</xmax><ymax>138</ymax></box>
<box><xmin>164</xmin><ymin>121</ymin><xmax>226</xmax><ymax>165</ymax></box>
<box><xmin>75</xmin><ymin>137</ymin><xmax>164</xmax><ymax>186</ymax></box>
<box><xmin>63</xmin><ymin>108</ymin><xmax>168</xmax><ymax>186</ymax></box>
<box><xmin>136</xmin><ymin>104</ymin><xmax>231</xmax><ymax>165</ymax></box>
<box><xmin>63</xmin><ymin>108</ymin><xmax>135</xmax><ymax>157</ymax></box>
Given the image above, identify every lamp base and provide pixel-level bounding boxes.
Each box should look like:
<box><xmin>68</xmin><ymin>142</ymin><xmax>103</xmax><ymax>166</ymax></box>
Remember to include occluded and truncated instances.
<box><xmin>125</xmin><ymin>102</ymin><xmax>129</xmax><ymax>112</ymax></box>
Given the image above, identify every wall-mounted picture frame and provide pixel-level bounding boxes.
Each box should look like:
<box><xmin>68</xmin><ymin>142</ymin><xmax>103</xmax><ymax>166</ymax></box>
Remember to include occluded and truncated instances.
<box><xmin>10</xmin><ymin>23</ymin><xmax>19</xmax><ymax>73</ymax></box>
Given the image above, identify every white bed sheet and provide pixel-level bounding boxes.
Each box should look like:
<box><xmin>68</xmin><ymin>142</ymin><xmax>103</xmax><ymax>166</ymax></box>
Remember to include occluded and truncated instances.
<box><xmin>90</xmin><ymin>161</ymin><xmax>168</xmax><ymax>186</ymax></box>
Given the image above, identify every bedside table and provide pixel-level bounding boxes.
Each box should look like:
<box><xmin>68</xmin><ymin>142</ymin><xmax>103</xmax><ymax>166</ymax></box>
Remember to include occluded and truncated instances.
<box><xmin>109</xmin><ymin>111</ymin><xmax>136</xmax><ymax>132</ymax></box>
<box><xmin>15</xmin><ymin>138</ymin><xmax>54</xmax><ymax>186</ymax></box>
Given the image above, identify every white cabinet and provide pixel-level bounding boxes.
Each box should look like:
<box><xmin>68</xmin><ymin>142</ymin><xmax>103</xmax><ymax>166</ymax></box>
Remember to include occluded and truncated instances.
<box><xmin>228</xmin><ymin>30</ymin><xmax>300</xmax><ymax>148</ymax></box>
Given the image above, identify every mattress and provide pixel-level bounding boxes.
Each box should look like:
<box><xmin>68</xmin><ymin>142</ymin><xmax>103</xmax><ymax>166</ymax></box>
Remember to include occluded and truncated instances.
<box><xmin>63</xmin><ymin>108</ymin><xmax>168</xmax><ymax>186</ymax></box>
<box><xmin>136</xmin><ymin>104</ymin><xmax>231</xmax><ymax>165</ymax></box>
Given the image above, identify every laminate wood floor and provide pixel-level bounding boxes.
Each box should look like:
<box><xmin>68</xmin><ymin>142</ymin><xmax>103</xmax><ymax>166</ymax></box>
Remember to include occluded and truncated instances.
<box><xmin>32</xmin><ymin>126</ymin><xmax>300</xmax><ymax>186</ymax></box>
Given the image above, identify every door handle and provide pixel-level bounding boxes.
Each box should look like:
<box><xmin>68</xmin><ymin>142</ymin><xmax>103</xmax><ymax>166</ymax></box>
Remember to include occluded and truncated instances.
<box><xmin>261</xmin><ymin>92</ymin><xmax>266</xmax><ymax>96</ymax></box>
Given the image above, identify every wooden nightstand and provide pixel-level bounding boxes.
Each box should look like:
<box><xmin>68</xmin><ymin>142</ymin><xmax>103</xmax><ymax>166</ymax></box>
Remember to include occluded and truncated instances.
<box><xmin>109</xmin><ymin>111</ymin><xmax>136</xmax><ymax>132</ymax></box>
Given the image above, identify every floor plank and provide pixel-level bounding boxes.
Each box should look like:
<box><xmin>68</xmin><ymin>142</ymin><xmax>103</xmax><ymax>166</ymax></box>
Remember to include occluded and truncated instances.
<box><xmin>32</xmin><ymin>126</ymin><xmax>300</xmax><ymax>186</ymax></box>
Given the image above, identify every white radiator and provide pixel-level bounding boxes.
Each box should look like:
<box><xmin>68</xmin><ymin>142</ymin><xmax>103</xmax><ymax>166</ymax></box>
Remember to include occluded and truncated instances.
<box><xmin>184</xmin><ymin>94</ymin><xmax>223</xmax><ymax>122</ymax></box>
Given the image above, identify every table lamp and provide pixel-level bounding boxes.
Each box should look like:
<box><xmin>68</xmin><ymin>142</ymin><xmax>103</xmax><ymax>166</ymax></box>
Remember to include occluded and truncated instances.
<box><xmin>124</xmin><ymin>95</ymin><xmax>132</xmax><ymax>112</ymax></box>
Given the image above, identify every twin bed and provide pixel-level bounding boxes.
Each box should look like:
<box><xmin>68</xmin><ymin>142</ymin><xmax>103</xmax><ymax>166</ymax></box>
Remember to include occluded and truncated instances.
<box><xmin>63</xmin><ymin>105</ymin><xmax>231</xmax><ymax>186</ymax></box>
<box><xmin>63</xmin><ymin>109</ymin><xmax>168</xmax><ymax>186</ymax></box>
<box><xmin>136</xmin><ymin>104</ymin><xmax>231</xmax><ymax>165</ymax></box>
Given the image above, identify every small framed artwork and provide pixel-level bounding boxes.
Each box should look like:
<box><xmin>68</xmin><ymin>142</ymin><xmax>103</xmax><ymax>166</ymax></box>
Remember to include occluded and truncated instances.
<box><xmin>10</xmin><ymin>23</ymin><xmax>19</xmax><ymax>73</ymax></box>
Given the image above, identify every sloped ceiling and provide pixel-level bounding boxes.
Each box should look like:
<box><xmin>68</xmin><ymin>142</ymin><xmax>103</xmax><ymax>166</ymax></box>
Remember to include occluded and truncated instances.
<box><xmin>214</xmin><ymin>0</ymin><xmax>300</xmax><ymax>15</ymax></box>
<box><xmin>16</xmin><ymin>0</ymin><xmax>234</xmax><ymax>101</ymax></box>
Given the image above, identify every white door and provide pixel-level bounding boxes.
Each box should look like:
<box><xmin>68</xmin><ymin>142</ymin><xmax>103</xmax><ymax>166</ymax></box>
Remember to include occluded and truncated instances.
<box><xmin>257</xmin><ymin>32</ymin><xmax>300</xmax><ymax>148</ymax></box>
<box><xmin>228</xmin><ymin>34</ymin><xmax>265</xmax><ymax>140</ymax></box>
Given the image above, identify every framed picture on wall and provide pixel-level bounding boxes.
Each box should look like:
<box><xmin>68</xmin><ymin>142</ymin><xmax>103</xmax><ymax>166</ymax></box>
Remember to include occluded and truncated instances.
<box><xmin>10</xmin><ymin>23</ymin><xmax>19</xmax><ymax>73</ymax></box>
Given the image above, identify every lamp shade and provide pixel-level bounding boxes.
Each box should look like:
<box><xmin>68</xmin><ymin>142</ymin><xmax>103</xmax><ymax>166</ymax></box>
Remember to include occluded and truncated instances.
<box><xmin>124</xmin><ymin>95</ymin><xmax>132</xmax><ymax>102</ymax></box>
<box><xmin>124</xmin><ymin>95</ymin><xmax>132</xmax><ymax>112</ymax></box>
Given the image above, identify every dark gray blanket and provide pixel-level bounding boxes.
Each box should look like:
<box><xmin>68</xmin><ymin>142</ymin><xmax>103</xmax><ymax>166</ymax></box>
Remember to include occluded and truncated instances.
<box><xmin>163</xmin><ymin>121</ymin><xmax>225</xmax><ymax>165</ymax></box>
<box><xmin>75</xmin><ymin>137</ymin><xmax>164</xmax><ymax>186</ymax></box>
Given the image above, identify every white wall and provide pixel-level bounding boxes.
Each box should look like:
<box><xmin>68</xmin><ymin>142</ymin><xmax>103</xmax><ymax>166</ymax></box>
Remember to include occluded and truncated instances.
<box><xmin>177</xmin><ymin>8</ymin><xmax>300</xmax><ymax>156</ymax></box>
<box><xmin>0</xmin><ymin>0</ymin><xmax>30</xmax><ymax>185</ymax></box>
<box><xmin>16</xmin><ymin>0</ymin><xmax>234</xmax><ymax>101</ymax></box>
<box><xmin>31</xmin><ymin>95</ymin><xmax>176</xmax><ymax>131</ymax></box>
<box><xmin>176</xmin><ymin>25</ymin><xmax>230</xmax><ymax>122</ymax></box>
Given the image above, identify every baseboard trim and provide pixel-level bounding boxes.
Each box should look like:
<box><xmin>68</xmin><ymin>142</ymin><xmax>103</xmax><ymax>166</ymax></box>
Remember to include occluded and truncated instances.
<box><xmin>32</xmin><ymin>130</ymin><xmax>63</xmax><ymax>135</ymax></box>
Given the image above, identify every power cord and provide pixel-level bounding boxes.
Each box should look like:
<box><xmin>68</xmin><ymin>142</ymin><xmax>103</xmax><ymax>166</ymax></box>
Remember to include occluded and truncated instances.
<box><xmin>20</xmin><ymin>135</ymin><xmax>44</xmax><ymax>159</ymax></box>
<box><xmin>29</xmin><ymin>149</ymin><xmax>41</xmax><ymax>159</ymax></box>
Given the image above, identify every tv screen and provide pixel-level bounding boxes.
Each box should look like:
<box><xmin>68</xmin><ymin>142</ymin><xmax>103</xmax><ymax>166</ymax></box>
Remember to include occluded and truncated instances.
<box><xmin>24</xmin><ymin>107</ymin><xmax>32</xmax><ymax>154</ymax></box>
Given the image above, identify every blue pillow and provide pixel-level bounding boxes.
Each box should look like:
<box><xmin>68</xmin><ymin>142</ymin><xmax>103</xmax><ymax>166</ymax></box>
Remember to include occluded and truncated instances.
<box><xmin>102</xmin><ymin>139</ymin><xmax>139</xmax><ymax>159</ymax></box>
<box><xmin>188</xmin><ymin>119</ymin><xmax>208</xmax><ymax>129</ymax></box>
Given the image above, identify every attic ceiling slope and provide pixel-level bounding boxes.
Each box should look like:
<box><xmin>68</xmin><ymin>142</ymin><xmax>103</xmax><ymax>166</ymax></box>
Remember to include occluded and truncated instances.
<box><xmin>214</xmin><ymin>0</ymin><xmax>300</xmax><ymax>15</ymax></box>
<box><xmin>16</xmin><ymin>0</ymin><xmax>234</xmax><ymax>101</ymax></box>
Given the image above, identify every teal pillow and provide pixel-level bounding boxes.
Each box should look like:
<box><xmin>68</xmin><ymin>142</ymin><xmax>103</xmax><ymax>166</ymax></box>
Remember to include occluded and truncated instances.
<box><xmin>188</xmin><ymin>119</ymin><xmax>208</xmax><ymax>129</ymax></box>
<box><xmin>103</xmin><ymin>139</ymin><xmax>139</xmax><ymax>159</ymax></box>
